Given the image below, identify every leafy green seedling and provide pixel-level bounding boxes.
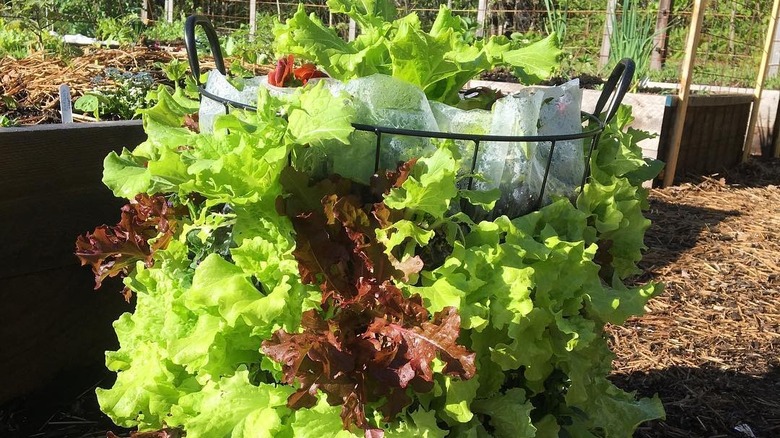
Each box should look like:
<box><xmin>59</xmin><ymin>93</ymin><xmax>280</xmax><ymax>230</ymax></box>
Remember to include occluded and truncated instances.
<box><xmin>74</xmin><ymin>93</ymin><xmax>109</xmax><ymax>120</ymax></box>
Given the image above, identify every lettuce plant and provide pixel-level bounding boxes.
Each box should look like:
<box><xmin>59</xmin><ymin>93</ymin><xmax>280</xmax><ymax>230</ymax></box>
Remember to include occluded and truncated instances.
<box><xmin>76</xmin><ymin>2</ymin><xmax>665</xmax><ymax>437</ymax></box>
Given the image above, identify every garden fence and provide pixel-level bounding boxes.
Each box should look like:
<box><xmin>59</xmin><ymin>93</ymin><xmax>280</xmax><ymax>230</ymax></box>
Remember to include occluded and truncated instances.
<box><xmin>144</xmin><ymin>0</ymin><xmax>780</xmax><ymax>88</ymax></box>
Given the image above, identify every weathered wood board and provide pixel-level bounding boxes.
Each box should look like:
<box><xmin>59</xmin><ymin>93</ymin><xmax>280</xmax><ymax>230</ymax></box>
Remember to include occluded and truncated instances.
<box><xmin>0</xmin><ymin>121</ymin><xmax>146</xmax><ymax>404</ymax></box>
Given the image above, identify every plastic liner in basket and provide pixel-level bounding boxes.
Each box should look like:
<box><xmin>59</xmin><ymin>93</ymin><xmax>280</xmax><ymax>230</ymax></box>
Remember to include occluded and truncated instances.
<box><xmin>198</xmin><ymin>71</ymin><xmax>295</xmax><ymax>133</ymax></box>
<box><xmin>524</xmin><ymin>79</ymin><xmax>585</xmax><ymax>207</ymax></box>
<box><xmin>294</xmin><ymin>75</ymin><xmax>439</xmax><ymax>183</ymax></box>
<box><xmin>429</xmin><ymin>101</ymin><xmax>492</xmax><ymax>181</ymax></box>
<box><xmin>473</xmin><ymin>88</ymin><xmax>546</xmax><ymax>218</ymax></box>
<box><xmin>185</xmin><ymin>13</ymin><xmax>635</xmax><ymax>223</ymax></box>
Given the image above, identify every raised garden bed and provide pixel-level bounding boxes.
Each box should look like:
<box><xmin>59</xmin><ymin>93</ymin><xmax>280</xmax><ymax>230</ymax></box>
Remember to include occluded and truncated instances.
<box><xmin>0</xmin><ymin>121</ymin><xmax>145</xmax><ymax>404</ymax></box>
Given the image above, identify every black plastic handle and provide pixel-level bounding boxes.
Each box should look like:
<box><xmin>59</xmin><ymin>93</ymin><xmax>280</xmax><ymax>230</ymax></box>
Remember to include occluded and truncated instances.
<box><xmin>593</xmin><ymin>58</ymin><xmax>635</xmax><ymax>124</ymax></box>
<box><xmin>184</xmin><ymin>15</ymin><xmax>226</xmax><ymax>86</ymax></box>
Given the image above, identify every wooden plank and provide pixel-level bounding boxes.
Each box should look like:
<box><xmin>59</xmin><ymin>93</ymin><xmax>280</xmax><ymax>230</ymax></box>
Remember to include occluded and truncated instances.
<box><xmin>0</xmin><ymin>121</ymin><xmax>146</xmax><ymax>404</ymax></box>
<box><xmin>476</xmin><ymin>0</ymin><xmax>488</xmax><ymax>37</ymax></box>
<box><xmin>744</xmin><ymin>0</ymin><xmax>780</xmax><ymax>160</ymax></box>
<box><xmin>679</xmin><ymin>105</ymin><xmax>699</xmax><ymax>175</ymax></box>
<box><xmin>249</xmin><ymin>0</ymin><xmax>257</xmax><ymax>38</ymax></box>
<box><xmin>663</xmin><ymin>0</ymin><xmax>708</xmax><ymax>187</ymax></box>
<box><xmin>685</xmin><ymin>94</ymin><xmax>755</xmax><ymax>107</ymax></box>
<box><xmin>650</xmin><ymin>0</ymin><xmax>673</xmax><ymax>70</ymax></box>
<box><xmin>691</xmin><ymin>106</ymin><xmax>712</xmax><ymax>174</ymax></box>
<box><xmin>0</xmin><ymin>121</ymin><xmax>144</xmax><ymax>200</ymax></box>
<box><xmin>0</xmin><ymin>189</ymin><xmax>125</xmax><ymax>279</ymax></box>
<box><xmin>165</xmin><ymin>0</ymin><xmax>174</xmax><ymax>23</ymax></box>
<box><xmin>0</xmin><ymin>121</ymin><xmax>146</xmax><ymax>278</ymax></box>
<box><xmin>657</xmin><ymin>96</ymin><xmax>753</xmax><ymax>180</ymax></box>
<box><xmin>707</xmin><ymin>102</ymin><xmax>729</xmax><ymax>171</ymax></box>
<box><xmin>0</xmin><ymin>266</ymin><xmax>130</xmax><ymax>404</ymax></box>
<box><xmin>599</xmin><ymin>0</ymin><xmax>617</xmax><ymax>68</ymax></box>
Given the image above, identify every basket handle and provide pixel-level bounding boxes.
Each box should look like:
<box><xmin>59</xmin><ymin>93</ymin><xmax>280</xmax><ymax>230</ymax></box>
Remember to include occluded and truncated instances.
<box><xmin>184</xmin><ymin>15</ymin><xmax>226</xmax><ymax>86</ymax></box>
<box><xmin>593</xmin><ymin>58</ymin><xmax>635</xmax><ymax>124</ymax></box>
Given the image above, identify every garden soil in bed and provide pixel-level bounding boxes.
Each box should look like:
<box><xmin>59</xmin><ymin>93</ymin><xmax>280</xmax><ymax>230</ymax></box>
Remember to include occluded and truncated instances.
<box><xmin>2</xmin><ymin>160</ymin><xmax>778</xmax><ymax>438</ymax></box>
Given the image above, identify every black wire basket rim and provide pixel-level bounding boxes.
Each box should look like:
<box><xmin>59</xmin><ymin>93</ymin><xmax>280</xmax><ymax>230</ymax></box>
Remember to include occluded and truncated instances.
<box><xmin>199</xmin><ymin>85</ymin><xmax>607</xmax><ymax>143</ymax></box>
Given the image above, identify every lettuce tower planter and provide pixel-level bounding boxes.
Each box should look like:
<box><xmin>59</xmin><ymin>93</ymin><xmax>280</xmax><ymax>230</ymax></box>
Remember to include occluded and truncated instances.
<box><xmin>76</xmin><ymin>4</ymin><xmax>666</xmax><ymax>437</ymax></box>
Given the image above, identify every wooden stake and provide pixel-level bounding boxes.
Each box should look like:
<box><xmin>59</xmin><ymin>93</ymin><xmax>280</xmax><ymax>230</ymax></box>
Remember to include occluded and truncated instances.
<box><xmin>476</xmin><ymin>0</ymin><xmax>487</xmax><ymax>38</ymax></box>
<box><xmin>650</xmin><ymin>0</ymin><xmax>673</xmax><ymax>70</ymax></box>
<box><xmin>140</xmin><ymin>0</ymin><xmax>149</xmax><ymax>25</ymax></box>
<box><xmin>599</xmin><ymin>0</ymin><xmax>617</xmax><ymax>68</ymax></box>
<box><xmin>768</xmin><ymin>19</ymin><xmax>780</xmax><ymax>78</ymax></box>
<box><xmin>662</xmin><ymin>0</ymin><xmax>708</xmax><ymax>187</ymax></box>
<box><xmin>249</xmin><ymin>0</ymin><xmax>257</xmax><ymax>40</ymax></box>
<box><xmin>745</xmin><ymin>0</ymin><xmax>780</xmax><ymax>160</ymax></box>
<box><xmin>165</xmin><ymin>0</ymin><xmax>174</xmax><ymax>23</ymax></box>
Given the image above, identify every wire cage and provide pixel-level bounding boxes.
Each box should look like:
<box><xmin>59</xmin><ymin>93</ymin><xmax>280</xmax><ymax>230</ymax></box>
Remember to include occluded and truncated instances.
<box><xmin>184</xmin><ymin>15</ymin><xmax>635</xmax><ymax>218</ymax></box>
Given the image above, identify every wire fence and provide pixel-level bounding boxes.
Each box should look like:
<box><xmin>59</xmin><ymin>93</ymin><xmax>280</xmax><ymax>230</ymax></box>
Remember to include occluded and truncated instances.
<box><xmin>662</xmin><ymin>0</ymin><xmax>774</xmax><ymax>89</ymax></box>
<box><xmin>144</xmin><ymin>0</ymin><xmax>779</xmax><ymax>88</ymax></box>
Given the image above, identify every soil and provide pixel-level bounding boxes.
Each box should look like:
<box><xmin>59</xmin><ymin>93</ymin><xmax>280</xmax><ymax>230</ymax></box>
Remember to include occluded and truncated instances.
<box><xmin>480</xmin><ymin>66</ymin><xmax>606</xmax><ymax>89</ymax></box>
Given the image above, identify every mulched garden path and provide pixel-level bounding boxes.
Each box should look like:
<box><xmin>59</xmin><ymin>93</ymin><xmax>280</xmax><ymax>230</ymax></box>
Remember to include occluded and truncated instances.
<box><xmin>608</xmin><ymin>158</ymin><xmax>780</xmax><ymax>438</ymax></box>
<box><xmin>2</xmin><ymin>160</ymin><xmax>778</xmax><ymax>437</ymax></box>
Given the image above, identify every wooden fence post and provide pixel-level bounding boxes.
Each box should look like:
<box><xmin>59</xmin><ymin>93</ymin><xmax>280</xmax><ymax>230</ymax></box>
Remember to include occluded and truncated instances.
<box><xmin>662</xmin><ymin>0</ymin><xmax>708</xmax><ymax>187</ymax></box>
<box><xmin>249</xmin><ymin>0</ymin><xmax>257</xmax><ymax>40</ymax></box>
<box><xmin>650</xmin><ymin>0</ymin><xmax>673</xmax><ymax>70</ymax></box>
<box><xmin>768</xmin><ymin>13</ymin><xmax>780</xmax><ymax>77</ymax></box>
<box><xmin>599</xmin><ymin>0</ymin><xmax>617</xmax><ymax>68</ymax></box>
<box><xmin>744</xmin><ymin>0</ymin><xmax>780</xmax><ymax>160</ymax></box>
<box><xmin>349</xmin><ymin>19</ymin><xmax>356</xmax><ymax>41</ymax></box>
<box><xmin>165</xmin><ymin>0</ymin><xmax>174</xmax><ymax>23</ymax></box>
<box><xmin>140</xmin><ymin>0</ymin><xmax>149</xmax><ymax>24</ymax></box>
<box><xmin>476</xmin><ymin>0</ymin><xmax>488</xmax><ymax>38</ymax></box>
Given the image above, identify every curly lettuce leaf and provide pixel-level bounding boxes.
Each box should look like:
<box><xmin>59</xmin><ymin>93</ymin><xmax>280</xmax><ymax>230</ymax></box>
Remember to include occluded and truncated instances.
<box><xmin>384</xmin><ymin>143</ymin><xmax>459</xmax><ymax>217</ymax></box>
<box><xmin>287</xmin><ymin>80</ymin><xmax>356</xmax><ymax>146</ymax></box>
<box><xmin>168</xmin><ymin>370</ymin><xmax>295</xmax><ymax>438</ymax></box>
<box><xmin>274</xmin><ymin>5</ymin><xmax>389</xmax><ymax>79</ymax></box>
<box><xmin>274</xmin><ymin>4</ymin><xmax>560</xmax><ymax>103</ymax></box>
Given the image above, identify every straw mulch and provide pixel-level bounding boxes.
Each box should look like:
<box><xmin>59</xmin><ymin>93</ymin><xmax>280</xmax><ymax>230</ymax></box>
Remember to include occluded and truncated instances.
<box><xmin>608</xmin><ymin>159</ymin><xmax>780</xmax><ymax>438</ymax></box>
<box><xmin>0</xmin><ymin>47</ymin><xmax>265</xmax><ymax>125</ymax></box>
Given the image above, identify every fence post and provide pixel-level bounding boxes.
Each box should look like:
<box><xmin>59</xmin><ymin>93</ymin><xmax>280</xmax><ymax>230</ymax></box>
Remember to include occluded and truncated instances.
<box><xmin>476</xmin><ymin>0</ymin><xmax>487</xmax><ymax>38</ymax></box>
<box><xmin>743</xmin><ymin>0</ymin><xmax>780</xmax><ymax>160</ymax></box>
<box><xmin>650</xmin><ymin>0</ymin><xmax>673</xmax><ymax>70</ymax></box>
<box><xmin>249</xmin><ymin>0</ymin><xmax>257</xmax><ymax>40</ymax></box>
<box><xmin>769</xmin><ymin>18</ymin><xmax>780</xmax><ymax>77</ymax></box>
<box><xmin>165</xmin><ymin>0</ymin><xmax>173</xmax><ymax>23</ymax></box>
<box><xmin>140</xmin><ymin>0</ymin><xmax>149</xmax><ymax>24</ymax></box>
<box><xmin>599</xmin><ymin>0</ymin><xmax>617</xmax><ymax>68</ymax></box>
<box><xmin>662</xmin><ymin>0</ymin><xmax>708</xmax><ymax>187</ymax></box>
<box><xmin>349</xmin><ymin>19</ymin><xmax>356</xmax><ymax>41</ymax></box>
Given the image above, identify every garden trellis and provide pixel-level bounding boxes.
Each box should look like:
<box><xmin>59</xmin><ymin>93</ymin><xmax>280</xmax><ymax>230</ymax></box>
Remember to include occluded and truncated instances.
<box><xmin>662</xmin><ymin>0</ymin><xmax>780</xmax><ymax>186</ymax></box>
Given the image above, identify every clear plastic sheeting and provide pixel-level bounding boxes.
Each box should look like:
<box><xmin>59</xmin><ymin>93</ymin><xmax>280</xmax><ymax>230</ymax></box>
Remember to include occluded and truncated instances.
<box><xmin>474</xmin><ymin>89</ymin><xmax>545</xmax><ymax>217</ymax></box>
<box><xmin>524</xmin><ymin>79</ymin><xmax>584</xmax><ymax>206</ymax></box>
<box><xmin>198</xmin><ymin>70</ymin><xmax>587</xmax><ymax>219</ymax></box>
<box><xmin>430</xmin><ymin>101</ymin><xmax>492</xmax><ymax>181</ymax></box>
<box><xmin>348</xmin><ymin>75</ymin><xmax>438</xmax><ymax>175</ymax></box>
<box><xmin>199</xmin><ymin>70</ymin><xmax>264</xmax><ymax>133</ymax></box>
<box><xmin>314</xmin><ymin>74</ymin><xmax>440</xmax><ymax>183</ymax></box>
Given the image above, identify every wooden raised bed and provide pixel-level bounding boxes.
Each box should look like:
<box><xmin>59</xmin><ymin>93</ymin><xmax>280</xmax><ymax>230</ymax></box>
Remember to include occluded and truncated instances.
<box><xmin>0</xmin><ymin>121</ymin><xmax>145</xmax><ymax>404</ymax></box>
<box><xmin>657</xmin><ymin>94</ymin><xmax>754</xmax><ymax>180</ymax></box>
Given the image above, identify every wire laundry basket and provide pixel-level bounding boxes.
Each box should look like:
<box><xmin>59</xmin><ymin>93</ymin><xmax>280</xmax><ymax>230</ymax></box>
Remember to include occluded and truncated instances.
<box><xmin>183</xmin><ymin>15</ymin><xmax>635</xmax><ymax>216</ymax></box>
